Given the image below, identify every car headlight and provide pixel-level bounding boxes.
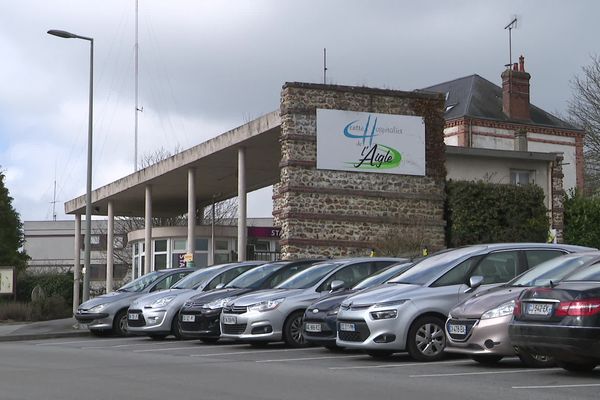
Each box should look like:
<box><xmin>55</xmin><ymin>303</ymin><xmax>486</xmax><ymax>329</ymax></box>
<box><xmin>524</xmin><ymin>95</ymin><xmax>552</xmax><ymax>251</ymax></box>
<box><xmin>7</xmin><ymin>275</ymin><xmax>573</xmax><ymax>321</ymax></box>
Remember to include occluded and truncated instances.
<box><xmin>372</xmin><ymin>299</ymin><xmax>407</xmax><ymax>309</ymax></box>
<box><xmin>89</xmin><ymin>303</ymin><xmax>107</xmax><ymax>312</ymax></box>
<box><xmin>247</xmin><ymin>298</ymin><xmax>285</xmax><ymax>312</ymax></box>
<box><xmin>481</xmin><ymin>300</ymin><xmax>515</xmax><ymax>320</ymax></box>
<box><xmin>204</xmin><ymin>297</ymin><xmax>233</xmax><ymax>310</ymax></box>
<box><xmin>370</xmin><ymin>309</ymin><xmax>398</xmax><ymax>320</ymax></box>
<box><xmin>327</xmin><ymin>306</ymin><xmax>340</xmax><ymax>316</ymax></box>
<box><xmin>150</xmin><ymin>295</ymin><xmax>177</xmax><ymax>308</ymax></box>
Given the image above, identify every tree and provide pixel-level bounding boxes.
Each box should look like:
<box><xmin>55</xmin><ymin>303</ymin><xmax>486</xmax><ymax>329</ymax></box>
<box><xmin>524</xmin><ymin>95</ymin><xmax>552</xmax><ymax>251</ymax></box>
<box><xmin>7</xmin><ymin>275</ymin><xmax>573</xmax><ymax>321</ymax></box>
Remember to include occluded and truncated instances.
<box><xmin>0</xmin><ymin>168</ymin><xmax>29</xmax><ymax>274</ymax></box>
<box><xmin>568</xmin><ymin>55</ymin><xmax>600</xmax><ymax>194</ymax></box>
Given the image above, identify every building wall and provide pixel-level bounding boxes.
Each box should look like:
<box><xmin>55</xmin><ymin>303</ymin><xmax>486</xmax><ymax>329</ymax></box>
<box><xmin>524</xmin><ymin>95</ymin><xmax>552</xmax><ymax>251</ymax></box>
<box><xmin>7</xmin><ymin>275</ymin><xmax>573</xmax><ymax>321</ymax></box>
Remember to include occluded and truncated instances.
<box><xmin>275</xmin><ymin>83</ymin><xmax>447</xmax><ymax>258</ymax></box>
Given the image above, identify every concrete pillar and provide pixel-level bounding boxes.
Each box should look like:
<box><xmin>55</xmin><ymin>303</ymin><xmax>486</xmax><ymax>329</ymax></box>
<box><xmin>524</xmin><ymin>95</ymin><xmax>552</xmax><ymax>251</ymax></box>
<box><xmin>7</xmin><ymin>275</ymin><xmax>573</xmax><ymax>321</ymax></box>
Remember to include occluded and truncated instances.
<box><xmin>187</xmin><ymin>168</ymin><xmax>196</xmax><ymax>265</ymax></box>
<box><xmin>106</xmin><ymin>201</ymin><xmax>114</xmax><ymax>293</ymax></box>
<box><xmin>237</xmin><ymin>147</ymin><xmax>247</xmax><ymax>261</ymax></box>
<box><xmin>73</xmin><ymin>214</ymin><xmax>82</xmax><ymax>315</ymax></box>
<box><xmin>145</xmin><ymin>185</ymin><xmax>152</xmax><ymax>274</ymax></box>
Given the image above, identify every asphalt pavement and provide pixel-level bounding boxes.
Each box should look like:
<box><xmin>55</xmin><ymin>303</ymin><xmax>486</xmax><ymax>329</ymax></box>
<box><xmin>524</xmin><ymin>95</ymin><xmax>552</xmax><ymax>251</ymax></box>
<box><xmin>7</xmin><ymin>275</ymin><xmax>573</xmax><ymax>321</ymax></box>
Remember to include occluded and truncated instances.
<box><xmin>0</xmin><ymin>317</ymin><xmax>88</xmax><ymax>341</ymax></box>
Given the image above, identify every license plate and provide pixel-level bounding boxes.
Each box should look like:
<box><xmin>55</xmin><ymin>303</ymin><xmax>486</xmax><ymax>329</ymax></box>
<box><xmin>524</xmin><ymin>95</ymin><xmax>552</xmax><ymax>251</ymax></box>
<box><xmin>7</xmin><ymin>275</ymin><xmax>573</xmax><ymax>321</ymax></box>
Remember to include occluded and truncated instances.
<box><xmin>223</xmin><ymin>315</ymin><xmax>237</xmax><ymax>325</ymax></box>
<box><xmin>128</xmin><ymin>313</ymin><xmax>139</xmax><ymax>320</ymax></box>
<box><xmin>340</xmin><ymin>322</ymin><xmax>356</xmax><ymax>332</ymax></box>
<box><xmin>526</xmin><ymin>303</ymin><xmax>553</xmax><ymax>316</ymax></box>
<box><xmin>181</xmin><ymin>314</ymin><xmax>195</xmax><ymax>322</ymax></box>
<box><xmin>448</xmin><ymin>324</ymin><xmax>466</xmax><ymax>335</ymax></box>
<box><xmin>305</xmin><ymin>323</ymin><xmax>322</xmax><ymax>333</ymax></box>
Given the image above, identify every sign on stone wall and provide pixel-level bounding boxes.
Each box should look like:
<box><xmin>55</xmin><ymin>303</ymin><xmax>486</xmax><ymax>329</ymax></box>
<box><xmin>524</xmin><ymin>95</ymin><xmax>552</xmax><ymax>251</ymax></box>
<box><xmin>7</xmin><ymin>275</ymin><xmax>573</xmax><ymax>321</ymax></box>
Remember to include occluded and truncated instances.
<box><xmin>316</xmin><ymin>109</ymin><xmax>425</xmax><ymax>175</ymax></box>
<box><xmin>0</xmin><ymin>267</ymin><xmax>15</xmax><ymax>295</ymax></box>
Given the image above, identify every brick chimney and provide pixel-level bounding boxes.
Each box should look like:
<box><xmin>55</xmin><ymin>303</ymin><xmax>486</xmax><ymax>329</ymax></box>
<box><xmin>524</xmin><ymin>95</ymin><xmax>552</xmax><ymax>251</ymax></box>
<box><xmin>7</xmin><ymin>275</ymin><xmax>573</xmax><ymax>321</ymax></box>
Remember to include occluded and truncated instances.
<box><xmin>501</xmin><ymin>55</ymin><xmax>531</xmax><ymax>121</ymax></box>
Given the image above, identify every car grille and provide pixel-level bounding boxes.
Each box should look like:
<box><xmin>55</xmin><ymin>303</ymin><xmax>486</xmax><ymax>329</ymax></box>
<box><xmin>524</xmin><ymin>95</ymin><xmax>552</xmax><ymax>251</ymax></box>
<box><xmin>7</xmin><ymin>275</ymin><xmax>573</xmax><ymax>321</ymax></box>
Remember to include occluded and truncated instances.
<box><xmin>337</xmin><ymin>319</ymin><xmax>370</xmax><ymax>342</ymax></box>
<box><xmin>179</xmin><ymin>312</ymin><xmax>213</xmax><ymax>332</ymax></box>
<box><xmin>222</xmin><ymin>306</ymin><xmax>247</xmax><ymax>315</ymax></box>
<box><xmin>222</xmin><ymin>323</ymin><xmax>247</xmax><ymax>335</ymax></box>
<box><xmin>446</xmin><ymin>318</ymin><xmax>478</xmax><ymax>341</ymax></box>
<box><xmin>127</xmin><ymin>310</ymin><xmax>146</xmax><ymax>327</ymax></box>
<box><xmin>303</xmin><ymin>319</ymin><xmax>334</xmax><ymax>337</ymax></box>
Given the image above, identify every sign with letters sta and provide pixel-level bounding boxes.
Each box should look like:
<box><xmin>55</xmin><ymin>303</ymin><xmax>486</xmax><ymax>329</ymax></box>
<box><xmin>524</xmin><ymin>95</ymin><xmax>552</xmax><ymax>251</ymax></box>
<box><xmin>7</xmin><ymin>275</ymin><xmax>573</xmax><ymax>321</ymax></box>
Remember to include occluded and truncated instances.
<box><xmin>316</xmin><ymin>109</ymin><xmax>425</xmax><ymax>176</ymax></box>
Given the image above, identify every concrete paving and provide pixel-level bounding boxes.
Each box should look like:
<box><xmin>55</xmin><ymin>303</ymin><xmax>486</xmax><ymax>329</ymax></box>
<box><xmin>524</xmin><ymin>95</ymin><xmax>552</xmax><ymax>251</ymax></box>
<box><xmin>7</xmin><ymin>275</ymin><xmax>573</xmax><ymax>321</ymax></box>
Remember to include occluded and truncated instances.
<box><xmin>0</xmin><ymin>317</ymin><xmax>89</xmax><ymax>341</ymax></box>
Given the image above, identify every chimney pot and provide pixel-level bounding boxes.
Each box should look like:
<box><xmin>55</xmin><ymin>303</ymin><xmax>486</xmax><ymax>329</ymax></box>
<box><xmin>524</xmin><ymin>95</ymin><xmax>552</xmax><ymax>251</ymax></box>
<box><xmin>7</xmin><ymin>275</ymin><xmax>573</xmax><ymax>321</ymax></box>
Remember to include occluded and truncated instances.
<box><xmin>519</xmin><ymin>55</ymin><xmax>525</xmax><ymax>72</ymax></box>
<box><xmin>513</xmin><ymin>63</ymin><xmax>518</xmax><ymax>71</ymax></box>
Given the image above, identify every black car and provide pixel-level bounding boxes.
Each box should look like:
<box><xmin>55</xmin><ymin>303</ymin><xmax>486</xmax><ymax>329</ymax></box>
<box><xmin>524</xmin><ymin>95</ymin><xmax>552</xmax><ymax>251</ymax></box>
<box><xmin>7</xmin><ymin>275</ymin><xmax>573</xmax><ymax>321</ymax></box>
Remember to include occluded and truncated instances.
<box><xmin>303</xmin><ymin>261</ymin><xmax>414</xmax><ymax>350</ymax></box>
<box><xmin>178</xmin><ymin>259</ymin><xmax>322</xmax><ymax>342</ymax></box>
<box><xmin>509</xmin><ymin>260</ymin><xmax>600</xmax><ymax>372</ymax></box>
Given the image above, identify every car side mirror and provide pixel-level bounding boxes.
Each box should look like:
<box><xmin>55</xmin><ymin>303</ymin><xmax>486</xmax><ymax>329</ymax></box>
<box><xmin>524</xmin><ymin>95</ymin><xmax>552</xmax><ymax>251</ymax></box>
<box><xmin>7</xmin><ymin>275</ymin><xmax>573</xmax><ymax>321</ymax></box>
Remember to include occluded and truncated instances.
<box><xmin>215</xmin><ymin>283</ymin><xmax>225</xmax><ymax>290</ymax></box>
<box><xmin>464</xmin><ymin>275</ymin><xmax>484</xmax><ymax>293</ymax></box>
<box><xmin>329</xmin><ymin>280</ymin><xmax>345</xmax><ymax>292</ymax></box>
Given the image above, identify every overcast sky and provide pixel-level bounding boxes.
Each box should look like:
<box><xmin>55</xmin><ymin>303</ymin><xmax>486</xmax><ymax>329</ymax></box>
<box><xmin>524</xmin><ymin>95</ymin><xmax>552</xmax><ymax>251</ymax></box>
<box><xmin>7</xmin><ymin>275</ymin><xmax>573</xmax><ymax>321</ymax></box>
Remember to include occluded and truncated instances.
<box><xmin>1</xmin><ymin>0</ymin><xmax>598</xmax><ymax>223</ymax></box>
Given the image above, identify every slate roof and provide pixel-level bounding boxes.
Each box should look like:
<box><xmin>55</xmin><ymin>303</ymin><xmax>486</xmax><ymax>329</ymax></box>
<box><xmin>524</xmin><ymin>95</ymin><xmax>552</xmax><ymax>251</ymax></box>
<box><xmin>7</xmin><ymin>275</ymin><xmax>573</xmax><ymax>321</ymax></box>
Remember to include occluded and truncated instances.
<box><xmin>421</xmin><ymin>74</ymin><xmax>580</xmax><ymax>131</ymax></box>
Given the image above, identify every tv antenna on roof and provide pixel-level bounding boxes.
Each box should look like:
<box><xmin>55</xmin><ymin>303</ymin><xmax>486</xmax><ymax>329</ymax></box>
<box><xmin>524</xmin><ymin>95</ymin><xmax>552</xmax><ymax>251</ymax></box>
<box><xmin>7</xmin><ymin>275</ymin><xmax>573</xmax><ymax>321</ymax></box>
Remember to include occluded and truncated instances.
<box><xmin>323</xmin><ymin>48</ymin><xmax>328</xmax><ymax>84</ymax></box>
<box><xmin>504</xmin><ymin>16</ymin><xmax>519</xmax><ymax>67</ymax></box>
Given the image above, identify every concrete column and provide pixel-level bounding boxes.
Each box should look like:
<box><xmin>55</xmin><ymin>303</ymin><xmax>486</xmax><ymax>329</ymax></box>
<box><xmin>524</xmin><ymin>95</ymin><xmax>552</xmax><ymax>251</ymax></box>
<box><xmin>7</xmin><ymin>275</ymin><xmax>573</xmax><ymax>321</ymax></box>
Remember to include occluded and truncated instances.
<box><xmin>187</xmin><ymin>168</ymin><xmax>196</xmax><ymax>265</ymax></box>
<box><xmin>106</xmin><ymin>201</ymin><xmax>114</xmax><ymax>293</ymax></box>
<box><xmin>73</xmin><ymin>214</ymin><xmax>82</xmax><ymax>315</ymax></box>
<box><xmin>144</xmin><ymin>185</ymin><xmax>152</xmax><ymax>274</ymax></box>
<box><xmin>238</xmin><ymin>147</ymin><xmax>247</xmax><ymax>261</ymax></box>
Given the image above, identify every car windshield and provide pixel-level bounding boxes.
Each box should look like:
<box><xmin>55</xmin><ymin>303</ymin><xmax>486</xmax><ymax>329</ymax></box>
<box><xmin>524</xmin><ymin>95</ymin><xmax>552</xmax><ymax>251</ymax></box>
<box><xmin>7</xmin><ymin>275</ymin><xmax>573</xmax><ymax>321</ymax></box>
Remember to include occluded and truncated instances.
<box><xmin>276</xmin><ymin>262</ymin><xmax>342</xmax><ymax>289</ymax></box>
<box><xmin>387</xmin><ymin>246</ymin><xmax>486</xmax><ymax>286</ymax></box>
<box><xmin>225</xmin><ymin>262</ymin><xmax>287</xmax><ymax>289</ymax></box>
<box><xmin>508</xmin><ymin>254</ymin><xmax>599</xmax><ymax>287</ymax></box>
<box><xmin>353</xmin><ymin>262</ymin><xmax>414</xmax><ymax>290</ymax></box>
<box><xmin>118</xmin><ymin>271</ymin><xmax>164</xmax><ymax>292</ymax></box>
<box><xmin>563</xmin><ymin>259</ymin><xmax>600</xmax><ymax>282</ymax></box>
<box><xmin>170</xmin><ymin>265</ymin><xmax>225</xmax><ymax>289</ymax></box>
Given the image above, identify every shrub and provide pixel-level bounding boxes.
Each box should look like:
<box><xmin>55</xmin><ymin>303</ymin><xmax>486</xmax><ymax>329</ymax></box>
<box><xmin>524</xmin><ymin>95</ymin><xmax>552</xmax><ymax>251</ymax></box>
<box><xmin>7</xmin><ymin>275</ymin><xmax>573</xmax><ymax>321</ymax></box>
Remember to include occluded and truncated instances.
<box><xmin>563</xmin><ymin>191</ymin><xmax>600</xmax><ymax>248</ymax></box>
<box><xmin>16</xmin><ymin>272</ymin><xmax>74</xmax><ymax>304</ymax></box>
<box><xmin>446</xmin><ymin>180</ymin><xmax>549</xmax><ymax>247</ymax></box>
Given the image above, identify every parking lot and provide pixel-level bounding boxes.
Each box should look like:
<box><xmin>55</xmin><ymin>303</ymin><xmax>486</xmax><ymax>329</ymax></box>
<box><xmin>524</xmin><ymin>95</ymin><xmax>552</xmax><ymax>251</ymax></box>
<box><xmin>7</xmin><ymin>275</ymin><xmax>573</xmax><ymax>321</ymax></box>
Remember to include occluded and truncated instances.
<box><xmin>1</xmin><ymin>336</ymin><xmax>598</xmax><ymax>400</ymax></box>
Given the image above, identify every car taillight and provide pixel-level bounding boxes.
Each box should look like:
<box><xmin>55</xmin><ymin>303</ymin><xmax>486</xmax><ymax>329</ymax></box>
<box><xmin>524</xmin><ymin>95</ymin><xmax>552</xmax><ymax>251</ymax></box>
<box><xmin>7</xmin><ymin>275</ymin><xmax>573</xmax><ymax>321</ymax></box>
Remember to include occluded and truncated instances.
<box><xmin>513</xmin><ymin>300</ymin><xmax>522</xmax><ymax>317</ymax></box>
<box><xmin>554</xmin><ymin>298</ymin><xmax>600</xmax><ymax>317</ymax></box>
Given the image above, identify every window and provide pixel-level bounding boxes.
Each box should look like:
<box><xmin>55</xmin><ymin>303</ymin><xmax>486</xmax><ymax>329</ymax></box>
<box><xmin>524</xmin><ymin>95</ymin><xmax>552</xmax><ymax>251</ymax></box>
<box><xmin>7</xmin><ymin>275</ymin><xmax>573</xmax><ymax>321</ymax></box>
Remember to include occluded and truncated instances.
<box><xmin>113</xmin><ymin>236</ymin><xmax>124</xmax><ymax>249</ymax></box>
<box><xmin>431</xmin><ymin>256</ymin><xmax>482</xmax><ymax>287</ymax></box>
<box><xmin>525</xmin><ymin>250</ymin><xmax>565</xmax><ymax>272</ymax></box>
<box><xmin>511</xmin><ymin>170</ymin><xmax>534</xmax><ymax>185</ymax></box>
<box><xmin>154</xmin><ymin>240</ymin><xmax>167</xmax><ymax>252</ymax></box>
<box><xmin>173</xmin><ymin>239</ymin><xmax>186</xmax><ymax>251</ymax></box>
<box><xmin>471</xmin><ymin>251</ymin><xmax>520</xmax><ymax>284</ymax></box>
<box><xmin>317</xmin><ymin>262</ymin><xmax>391</xmax><ymax>292</ymax></box>
<box><xmin>195</xmin><ymin>238</ymin><xmax>208</xmax><ymax>251</ymax></box>
<box><xmin>214</xmin><ymin>253</ymin><xmax>230</xmax><ymax>264</ymax></box>
<box><xmin>90</xmin><ymin>235</ymin><xmax>100</xmax><ymax>245</ymax></box>
<box><xmin>151</xmin><ymin>272</ymin><xmax>188</xmax><ymax>292</ymax></box>
<box><xmin>154</xmin><ymin>254</ymin><xmax>167</xmax><ymax>269</ymax></box>
<box><xmin>215</xmin><ymin>240</ymin><xmax>229</xmax><ymax>251</ymax></box>
<box><xmin>205</xmin><ymin>265</ymin><xmax>255</xmax><ymax>290</ymax></box>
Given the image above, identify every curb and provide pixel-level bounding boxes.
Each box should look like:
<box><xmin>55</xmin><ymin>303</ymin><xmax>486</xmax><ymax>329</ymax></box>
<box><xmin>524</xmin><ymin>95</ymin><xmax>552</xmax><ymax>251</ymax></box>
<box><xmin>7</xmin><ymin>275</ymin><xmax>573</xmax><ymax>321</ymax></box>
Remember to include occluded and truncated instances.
<box><xmin>0</xmin><ymin>330</ymin><xmax>90</xmax><ymax>342</ymax></box>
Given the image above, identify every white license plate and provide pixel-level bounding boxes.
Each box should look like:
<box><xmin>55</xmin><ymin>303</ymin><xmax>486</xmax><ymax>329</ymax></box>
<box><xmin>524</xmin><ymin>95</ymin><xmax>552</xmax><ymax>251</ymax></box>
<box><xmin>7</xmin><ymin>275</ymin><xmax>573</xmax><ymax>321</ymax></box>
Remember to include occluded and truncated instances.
<box><xmin>340</xmin><ymin>322</ymin><xmax>356</xmax><ymax>332</ymax></box>
<box><xmin>448</xmin><ymin>324</ymin><xmax>466</xmax><ymax>335</ymax></box>
<box><xmin>305</xmin><ymin>323</ymin><xmax>322</xmax><ymax>333</ymax></box>
<box><xmin>223</xmin><ymin>315</ymin><xmax>237</xmax><ymax>325</ymax></box>
<box><xmin>526</xmin><ymin>303</ymin><xmax>553</xmax><ymax>316</ymax></box>
<box><xmin>128</xmin><ymin>313</ymin><xmax>139</xmax><ymax>320</ymax></box>
<box><xmin>181</xmin><ymin>314</ymin><xmax>195</xmax><ymax>322</ymax></box>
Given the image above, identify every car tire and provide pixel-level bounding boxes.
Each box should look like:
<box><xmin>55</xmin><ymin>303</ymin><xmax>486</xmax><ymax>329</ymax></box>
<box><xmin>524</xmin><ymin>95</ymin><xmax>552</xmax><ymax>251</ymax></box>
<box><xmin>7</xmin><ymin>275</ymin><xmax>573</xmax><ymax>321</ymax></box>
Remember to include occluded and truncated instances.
<box><xmin>517</xmin><ymin>351</ymin><xmax>555</xmax><ymax>368</ymax></box>
<box><xmin>283</xmin><ymin>311</ymin><xmax>307</xmax><ymax>348</ymax></box>
<box><xmin>365</xmin><ymin>350</ymin><xmax>394</xmax><ymax>359</ymax></box>
<box><xmin>113</xmin><ymin>309</ymin><xmax>129</xmax><ymax>337</ymax></box>
<box><xmin>471</xmin><ymin>355</ymin><xmax>503</xmax><ymax>365</ymax></box>
<box><xmin>556</xmin><ymin>360</ymin><xmax>598</xmax><ymax>372</ymax></box>
<box><xmin>199</xmin><ymin>337</ymin><xmax>219</xmax><ymax>344</ymax></box>
<box><xmin>171</xmin><ymin>313</ymin><xmax>183</xmax><ymax>340</ymax></box>
<box><xmin>148</xmin><ymin>334</ymin><xmax>168</xmax><ymax>341</ymax></box>
<box><xmin>407</xmin><ymin>316</ymin><xmax>446</xmax><ymax>362</ymax></box>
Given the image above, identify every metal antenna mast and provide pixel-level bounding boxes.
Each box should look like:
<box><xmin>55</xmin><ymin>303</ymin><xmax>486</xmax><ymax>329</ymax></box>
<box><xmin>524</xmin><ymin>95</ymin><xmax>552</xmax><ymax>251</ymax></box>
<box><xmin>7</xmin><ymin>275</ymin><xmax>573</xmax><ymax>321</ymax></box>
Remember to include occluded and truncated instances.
<box><xmin>323</xmin><ymin>48</ymin><xmax>327</xmax><ymax>84</ymax></box>
<box><xmin>134</xmin><ymin>0</ymin><xmax>139</xmax><ymax>171</ymax></box>
<box><xmin>504</xmin><ymin>17</ymin><xmax>518</xmax><ymax>67</ymax></box>
<box><xmin>51</xmin><ymin>179</ymin><xmax>58</xmax><ymax>221</ymax></box>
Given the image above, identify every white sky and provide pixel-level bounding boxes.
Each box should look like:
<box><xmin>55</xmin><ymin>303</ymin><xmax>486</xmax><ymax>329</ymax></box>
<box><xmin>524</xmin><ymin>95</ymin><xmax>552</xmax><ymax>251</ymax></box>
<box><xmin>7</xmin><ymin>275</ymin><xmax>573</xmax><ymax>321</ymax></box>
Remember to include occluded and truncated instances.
<box><xmin>0</xmin><ymin>0</ymin><xmax>598</xmax><ymax>222</ymax></box>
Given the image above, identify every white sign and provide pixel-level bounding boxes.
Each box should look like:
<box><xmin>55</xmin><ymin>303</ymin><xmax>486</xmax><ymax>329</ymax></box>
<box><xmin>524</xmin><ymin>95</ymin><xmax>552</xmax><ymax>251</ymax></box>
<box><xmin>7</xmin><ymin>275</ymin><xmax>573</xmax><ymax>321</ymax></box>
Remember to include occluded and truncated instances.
<box><xmin>316</xmin><ymin>109</ymin><xmax>425</xmax><ymax>175</ymax></box>
<box><xmin>0</xmin><ymin>268</ymin><xmax>14</xmax><ymax>295</ymax></box>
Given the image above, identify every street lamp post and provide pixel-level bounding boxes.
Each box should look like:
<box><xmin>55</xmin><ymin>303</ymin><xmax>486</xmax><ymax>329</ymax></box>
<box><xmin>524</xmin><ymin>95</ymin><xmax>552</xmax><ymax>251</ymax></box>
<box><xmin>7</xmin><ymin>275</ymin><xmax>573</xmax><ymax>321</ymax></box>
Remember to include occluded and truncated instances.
<box><xmin>48</xmin><ymin>29</ymin><xmax>94</xmax><ymax>302</ymax></box>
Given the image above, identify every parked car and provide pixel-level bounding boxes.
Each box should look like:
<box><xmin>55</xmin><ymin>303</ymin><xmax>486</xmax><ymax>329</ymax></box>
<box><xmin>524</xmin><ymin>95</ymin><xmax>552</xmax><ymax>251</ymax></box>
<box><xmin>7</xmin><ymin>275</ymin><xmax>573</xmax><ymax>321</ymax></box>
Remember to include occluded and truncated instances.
<box><xmin>178</xmin><ymin>259</ymin><xmax>323</xmax><ymax>342</ymax></box>
<box><xmin>303</xmin><ymin>261</ymin><xmax>414</xmax><ymax>350</ymax></box>
<box><xmin>75</xmin><ymin>267</ymin><xmax>194</xmax><ymax>336</ymax></box>
<box><xmin>336</xmin><ymin>243</ymin><xmax>593</xmax><ymax>361</ymax></box>
<box><xmin>127</xmin><ymin>261</ymin><xmax>263</xmax><ymax>340</ymax></box>
<box><xmin>220</xmin><ymin>257</ymin><xmax>405</xmax><ymax>347</ymax></box>
<box><xmin>509</xmin><ymin>260</ymin><xmax>600</xmax><ymax>372</ymax></box>
<box><xmin>446</xmin><ymin>251</ymin><xmax>599</xmax><ymax>367</ymax></box>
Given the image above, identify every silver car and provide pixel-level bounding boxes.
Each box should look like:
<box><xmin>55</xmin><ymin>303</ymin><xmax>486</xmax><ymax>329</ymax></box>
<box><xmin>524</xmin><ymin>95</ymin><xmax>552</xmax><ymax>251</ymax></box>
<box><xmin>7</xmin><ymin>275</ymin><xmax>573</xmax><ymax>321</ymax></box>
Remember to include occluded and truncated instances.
<box><xmin>127</xmin><ymin>261</ymin><xmax>263</xmax><ymax>340</ymax></box>
<box><xmin>75</xmin><ymin>268</ymin><xmax>194</xmax><ymax>336</ymax></box>
<box><xmin>336</xmin><ymin>243</ymin><xmax>593</xmax><ymax>361</ymax></box>
<box><xmin>220</xmin><ymin>257</ymin><xmax>404</xmax><ymax>347</ymax></box>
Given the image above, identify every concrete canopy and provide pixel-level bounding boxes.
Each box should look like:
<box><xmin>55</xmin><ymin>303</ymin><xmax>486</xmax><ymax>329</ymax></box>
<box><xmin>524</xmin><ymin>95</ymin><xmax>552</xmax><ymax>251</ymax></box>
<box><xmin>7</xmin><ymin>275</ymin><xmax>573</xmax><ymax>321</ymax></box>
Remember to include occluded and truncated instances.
<box><xmin>64</xmin><ymin>111</ymin><xmax>281</xmax><ymax>217</ymax></box>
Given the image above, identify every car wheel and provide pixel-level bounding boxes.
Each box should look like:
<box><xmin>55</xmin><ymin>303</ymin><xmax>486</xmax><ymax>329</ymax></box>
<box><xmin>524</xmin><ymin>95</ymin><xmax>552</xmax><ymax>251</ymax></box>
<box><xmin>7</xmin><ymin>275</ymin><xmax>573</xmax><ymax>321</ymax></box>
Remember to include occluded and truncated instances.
<box><xmin>171</xmin><ymin>313</ymin><xmax>183</xmax><ymax>340</ymax></box>
<box><xmin>283</xmin><ymin>311</ymin><xmax>307</xmax><ymax>348</ymax></box>
<box><xmin>407</xmin><ymin>316</ymin><xmax>446</xmax><ymax>362</ymax></box>
<box><xmin>556</xmin><ymin>360</ymin><xmax>598</xmax><ymax>372</ymax></box>
<box><xmin>517</xmin><ymin>351</ymin><xmax>555</xmax><ymax>368</ymax></box>
<box><xmin>113</xmin><ymin>309</ymin><xmax>129</xmax><ymax>337</ymax></box>
<box><xmin>471</xmin><ymin>355</ymin><xmax>503</xmax><ymax>365</ymax></box>
<box><xmin>89</xmin><ymin>329</ymin><xmax>111</xmax><ymax>337</ymax></box>
<box><xmin>148</xmin><ymin>334</ymin><xmax>167</xmax><ymax>341</ymax></box>
<box><xmin>199</xmin><ymin>337</ymin><xmax>219</xmax><ymax>344</ymax></box>
<box><xmin>366</xmin><ymin>350</ymin><xmax>394</xmax><ymax>359</ymax></box>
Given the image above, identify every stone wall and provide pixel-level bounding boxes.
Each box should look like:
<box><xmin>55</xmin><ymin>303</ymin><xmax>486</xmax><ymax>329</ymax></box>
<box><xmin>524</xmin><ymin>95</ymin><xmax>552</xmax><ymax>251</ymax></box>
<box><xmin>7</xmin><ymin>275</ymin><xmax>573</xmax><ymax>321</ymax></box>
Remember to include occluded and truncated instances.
<box><xmin>274</xmin><ymin>83</ymin><xmax>447</xmax><ymax>258</ymax></box>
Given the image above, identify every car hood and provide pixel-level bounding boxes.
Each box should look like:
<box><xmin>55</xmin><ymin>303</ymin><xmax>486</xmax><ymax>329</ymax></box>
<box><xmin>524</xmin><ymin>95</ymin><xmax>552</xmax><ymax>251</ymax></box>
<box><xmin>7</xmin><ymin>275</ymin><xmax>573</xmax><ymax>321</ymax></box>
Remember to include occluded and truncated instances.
<box><xmin>232</xmin><ymin>288</ymin><xmax>304</xmax><ymax>306</ymax></box>
<box><xmin>78</xmin><ymin>290</ymin><xmax>140</xmax><ymax>310</ymax></box>
<box><xmin>131</xmin><ymin>288</ymin><xmax>192</xmax><ymax>308</ymax></box>
<box><xmin>450</xmin><ymin>286</ymin><xmax>525</xmax><ymax>319</ymax></box>
<box><xmin>308</xmin><ymin>290</ymin><xmax>357</xmax><ymax>311</ymax></box>
<box><xmin>185</xmin><ymin>288</ymin><xmax>253</xmax><ymax>306</ymax></box>
<box><xmin>343</xmin><ymin>283</ymin><xmax>423</xmax><ymax>306</ymax></box>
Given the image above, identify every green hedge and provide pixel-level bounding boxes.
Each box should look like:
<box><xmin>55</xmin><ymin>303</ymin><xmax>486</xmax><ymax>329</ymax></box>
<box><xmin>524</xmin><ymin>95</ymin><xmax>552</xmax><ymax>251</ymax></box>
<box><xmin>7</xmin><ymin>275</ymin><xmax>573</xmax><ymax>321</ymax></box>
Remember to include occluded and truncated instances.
<box><xmin>16</xmin><ymin>272</ymin><xmax>74</xmax><ymax>305</ymax></box>
<box><xmin>445</xmin><ymin>180</ymin><xmax>549</xmax><ymax>246</ymax></box>
<box><xmin>563</xmin><ymin>191</ymin><xmax>600</xmax><ymax>248</ymax></box>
